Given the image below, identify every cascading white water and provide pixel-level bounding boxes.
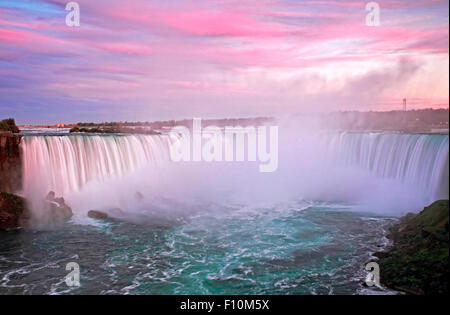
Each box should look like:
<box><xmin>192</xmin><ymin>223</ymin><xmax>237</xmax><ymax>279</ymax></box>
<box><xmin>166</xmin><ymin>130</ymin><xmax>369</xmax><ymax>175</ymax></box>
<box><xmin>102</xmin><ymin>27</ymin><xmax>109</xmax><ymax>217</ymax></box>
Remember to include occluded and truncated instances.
<box><xmin>19</xmin><ymin>132</ymin><xmax>449</xmax><ymax>216</ymax></box>
<box><xmin>21</xmin><ymin>135</ymin><xmax>171</xmax><ymax>198</ymax></box>
<box><xmin>323</xmin><ymin>133</ymin><xmax>449</xmax><ymax>202</ymax></box>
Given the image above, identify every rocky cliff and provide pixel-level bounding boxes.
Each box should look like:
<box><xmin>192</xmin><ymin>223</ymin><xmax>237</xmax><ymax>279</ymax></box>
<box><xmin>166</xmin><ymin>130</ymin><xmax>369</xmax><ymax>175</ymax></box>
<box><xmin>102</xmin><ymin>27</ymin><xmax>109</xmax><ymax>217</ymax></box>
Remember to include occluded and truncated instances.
<box><xmin>0</xmin><ymin>192</ymin><xmax>30</xmax><ymax>229</ymax></box>
<box><xmin>0</xmin><ymin>132</ymin><xmax>22</xmax><ymax>193</ymax></box>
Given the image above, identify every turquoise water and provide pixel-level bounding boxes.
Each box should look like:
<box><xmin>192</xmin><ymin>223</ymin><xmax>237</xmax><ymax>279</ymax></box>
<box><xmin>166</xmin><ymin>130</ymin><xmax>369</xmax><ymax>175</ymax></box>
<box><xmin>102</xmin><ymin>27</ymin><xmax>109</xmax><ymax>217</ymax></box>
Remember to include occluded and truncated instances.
<box><xmin>0</xmin><ymin>201</ymin><xmax>395</xmax><ymax>295</ymax></box>
<box><xmin>5</xmin><ymin>131</ymin><xmax>446</xmax><ymax>295</ymax></box>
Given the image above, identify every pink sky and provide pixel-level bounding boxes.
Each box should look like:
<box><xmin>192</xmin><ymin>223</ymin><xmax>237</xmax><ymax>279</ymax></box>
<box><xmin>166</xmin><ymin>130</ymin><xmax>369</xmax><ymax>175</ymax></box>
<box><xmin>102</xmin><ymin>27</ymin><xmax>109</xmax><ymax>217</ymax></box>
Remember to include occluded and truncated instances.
<box><xmin>0</xmin><ymin>0</ymin><xmax>448</xmax><ymax>123</ymax></box>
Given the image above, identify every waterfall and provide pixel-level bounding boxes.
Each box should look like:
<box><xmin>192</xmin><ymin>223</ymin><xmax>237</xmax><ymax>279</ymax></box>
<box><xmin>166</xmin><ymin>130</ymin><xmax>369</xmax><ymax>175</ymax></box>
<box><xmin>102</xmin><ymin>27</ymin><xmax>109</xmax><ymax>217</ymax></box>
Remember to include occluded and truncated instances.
<box><xmin>21</xmin><ymin>135</ymin><xmax>171</xmax><ymax>197</ymax></box>
<box><xmin>19</xmin><ymin>132</ymin><xmax>448</xmax><ymax>215</ymax></box>
<box><xmin>324</xmin><ymin>133</ymin><xmax>449</xmax><ymax>202</ymax></box>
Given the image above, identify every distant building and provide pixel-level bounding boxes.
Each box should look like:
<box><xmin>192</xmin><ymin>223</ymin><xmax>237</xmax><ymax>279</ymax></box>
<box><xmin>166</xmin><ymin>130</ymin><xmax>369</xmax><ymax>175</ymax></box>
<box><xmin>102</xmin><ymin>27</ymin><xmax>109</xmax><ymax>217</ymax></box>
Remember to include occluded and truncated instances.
<box><xmin>56</xmin><ymin>123</ymin><xmax>65</xmax><ymax>128</ymax></box>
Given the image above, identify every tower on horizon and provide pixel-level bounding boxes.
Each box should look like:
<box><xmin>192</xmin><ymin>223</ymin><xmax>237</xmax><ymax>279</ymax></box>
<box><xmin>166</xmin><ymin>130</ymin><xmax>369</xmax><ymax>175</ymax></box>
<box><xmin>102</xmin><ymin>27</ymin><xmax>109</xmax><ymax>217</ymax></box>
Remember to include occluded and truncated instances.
<box><xmin>403</xmin><ymin>98</ymin><xmax>407</xmax><ymax>111</ymax></box>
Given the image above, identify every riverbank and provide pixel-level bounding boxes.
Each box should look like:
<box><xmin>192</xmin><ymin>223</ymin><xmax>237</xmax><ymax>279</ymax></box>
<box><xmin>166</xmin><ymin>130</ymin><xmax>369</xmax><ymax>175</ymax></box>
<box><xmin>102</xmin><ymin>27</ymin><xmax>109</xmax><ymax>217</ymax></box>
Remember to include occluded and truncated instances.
<box><xmin>373</xmin><ymin>200</ymin><xmax>449</xmax><ymax>295</ymax></box>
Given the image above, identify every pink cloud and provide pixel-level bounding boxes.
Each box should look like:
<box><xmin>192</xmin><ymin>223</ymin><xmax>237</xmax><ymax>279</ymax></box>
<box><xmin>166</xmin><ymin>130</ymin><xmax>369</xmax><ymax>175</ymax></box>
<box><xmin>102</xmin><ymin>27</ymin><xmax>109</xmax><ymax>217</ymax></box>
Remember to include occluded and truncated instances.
<box><xmin>0</xmin><ymin>0</ymin><xmax>448</xmax><ymax>121</ymax></box>
<box><xmin>158</xmin><ymin>10</ymin><xmax>286</xmax><ymax>38</ymax></box>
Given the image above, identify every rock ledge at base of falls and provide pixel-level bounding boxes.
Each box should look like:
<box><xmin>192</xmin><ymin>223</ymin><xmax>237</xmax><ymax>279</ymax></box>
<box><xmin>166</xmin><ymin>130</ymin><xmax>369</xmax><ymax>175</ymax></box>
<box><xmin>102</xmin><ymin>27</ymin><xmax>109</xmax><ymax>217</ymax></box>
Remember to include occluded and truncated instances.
<box><xmin>0</xmin><ymin>191</ymin><xmax>74</xmax><ymax>229</ymax></box>
<box><xmin>0</xmin><ymin>192</ymin><xmax>30</xmax><ymax>229</ymax></box>
<box><xmin>43</xmin><ymin>191</ymin><xmax>73</xmax><ymax>225</ymax></box>
<box><xmin>371</xmin><ymin>200</ymin><xmax>449</xmax><ymax>295</ymax></box>
<box><xmin>88</xmin><ymin>210</ymin><xmax>108</xmax><ymax>220</ymax></box>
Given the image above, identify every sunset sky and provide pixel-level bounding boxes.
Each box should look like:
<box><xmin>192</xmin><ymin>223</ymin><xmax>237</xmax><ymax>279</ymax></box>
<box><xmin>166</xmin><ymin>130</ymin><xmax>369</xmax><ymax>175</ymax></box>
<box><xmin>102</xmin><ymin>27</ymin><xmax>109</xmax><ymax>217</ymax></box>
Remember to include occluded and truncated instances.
<box><xmin>0</xmin><ymin>0</ymin><xmax>448</xmax><ymax>124</ymax></box>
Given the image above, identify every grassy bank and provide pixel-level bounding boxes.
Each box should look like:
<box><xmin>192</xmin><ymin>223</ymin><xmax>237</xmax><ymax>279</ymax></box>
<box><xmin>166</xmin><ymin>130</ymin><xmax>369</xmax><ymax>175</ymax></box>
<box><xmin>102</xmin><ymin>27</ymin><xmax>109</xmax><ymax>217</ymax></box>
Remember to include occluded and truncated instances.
<box><xmin>375</xmin><ymin>200</ymin><xmax>449</xmax><ymax>295</ymax></box>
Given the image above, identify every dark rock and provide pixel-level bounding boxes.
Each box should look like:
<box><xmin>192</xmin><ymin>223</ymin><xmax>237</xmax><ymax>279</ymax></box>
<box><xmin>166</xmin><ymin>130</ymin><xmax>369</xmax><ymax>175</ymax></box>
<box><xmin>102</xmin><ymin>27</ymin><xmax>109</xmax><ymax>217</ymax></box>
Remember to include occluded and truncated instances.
<box><xmin>41</xmin><ymin>191</ymin><xmax>73</xmax><ymax>225</ymax></box>
<box><xmin>0</xmin><ymin>192</ymin><xmax>30</xmax><ymax>229</ymax></box>
<box><xmin>45</xmin><ymin>201</ymin><xmax>73</xmax><ymax>222</ymax></box>
<box><xmin>1</xmin><ymin>191</ymin><xmax>73</xmax><ymax>229</ymax></box>
<box><xmin>0</xmin><ymin>133</ymin><xmax>22</xmax><ymax>193</ymax></box>
<box><xmin>88</xmin><ymin>210</ymin><xmax>108</xmax><ymax>220</ymax></box>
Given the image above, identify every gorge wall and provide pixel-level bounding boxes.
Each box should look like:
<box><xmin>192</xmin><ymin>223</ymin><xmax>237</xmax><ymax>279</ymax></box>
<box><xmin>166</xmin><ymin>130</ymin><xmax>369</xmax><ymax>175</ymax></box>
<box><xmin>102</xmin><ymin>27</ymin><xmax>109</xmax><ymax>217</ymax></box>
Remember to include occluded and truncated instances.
<box><xmin>0</xmin><ymin>133</ymin><xmax>22</xmax><ymax>193</ymax></box>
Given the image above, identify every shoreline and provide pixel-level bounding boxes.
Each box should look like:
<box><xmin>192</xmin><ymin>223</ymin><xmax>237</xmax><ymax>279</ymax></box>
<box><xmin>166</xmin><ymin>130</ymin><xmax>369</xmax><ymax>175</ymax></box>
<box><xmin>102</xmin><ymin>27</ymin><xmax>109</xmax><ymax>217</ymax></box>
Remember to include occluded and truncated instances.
<box><xmin>370</xmin><ymin>200</ymin><xmax>449</xmax><ymax>295</ymax></box>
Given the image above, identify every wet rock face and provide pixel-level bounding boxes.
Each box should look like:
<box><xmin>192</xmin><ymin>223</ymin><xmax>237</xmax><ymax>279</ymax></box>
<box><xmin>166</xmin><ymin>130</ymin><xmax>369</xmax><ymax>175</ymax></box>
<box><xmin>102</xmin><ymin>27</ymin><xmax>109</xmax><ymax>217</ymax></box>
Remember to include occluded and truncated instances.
<box><xmin>0</xmin><ymin>190</ymin><xmax>74</xmax><ymax>229</ymax></box>
<box><xmin>43</xmin><ymin>191</ymin><xmax>73</xmax><ymax>225</ymax></box>
<box><xmin>0</xmin><ymin>192</ymin><xmax>30</xmax><ymax>230</ymax></box>
<box><xmin>0</xmin><ymin>134</ymin><xmax>22</xmax><ymax>193</ymax></box>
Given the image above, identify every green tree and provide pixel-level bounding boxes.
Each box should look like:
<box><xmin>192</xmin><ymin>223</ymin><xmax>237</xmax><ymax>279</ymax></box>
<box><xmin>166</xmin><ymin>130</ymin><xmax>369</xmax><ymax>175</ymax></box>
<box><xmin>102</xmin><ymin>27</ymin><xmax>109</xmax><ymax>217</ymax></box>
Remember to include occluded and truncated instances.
<box><xmin>0</xmin><ymin>118</ymin><xmax>20</xmax><ymax>133</ymax></box>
